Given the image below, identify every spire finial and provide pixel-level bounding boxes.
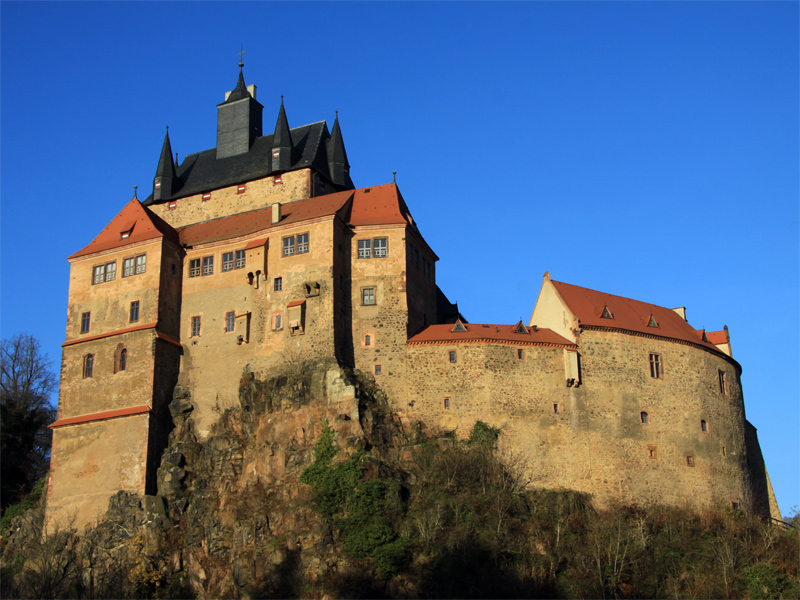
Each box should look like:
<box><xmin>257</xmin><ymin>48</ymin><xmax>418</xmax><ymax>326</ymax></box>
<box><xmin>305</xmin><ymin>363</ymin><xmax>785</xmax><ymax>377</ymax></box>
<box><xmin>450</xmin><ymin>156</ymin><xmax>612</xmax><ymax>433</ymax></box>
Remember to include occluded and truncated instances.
<box><xmin>237</xmin><ymin>44</ymin><xmax>246</xmax><ymax>68</ymax></box>
<box><xmin>392</xmin><ymin>171</ymin><xmax>397</xmax><ymax>184</ymax></box>
<box><xmin>133</xmin><ymin>185</ymin><xmax>138</xmax><ymax>200</ymax></box>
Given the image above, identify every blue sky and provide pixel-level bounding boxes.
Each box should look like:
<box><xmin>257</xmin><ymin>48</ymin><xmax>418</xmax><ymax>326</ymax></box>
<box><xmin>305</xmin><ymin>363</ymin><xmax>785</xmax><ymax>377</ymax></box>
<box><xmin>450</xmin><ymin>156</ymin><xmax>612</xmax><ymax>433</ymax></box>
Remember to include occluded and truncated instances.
<box><xmin>2</xmin><ymin>2</ymin><xmax>797</xmax><ymax>515</ymax></box>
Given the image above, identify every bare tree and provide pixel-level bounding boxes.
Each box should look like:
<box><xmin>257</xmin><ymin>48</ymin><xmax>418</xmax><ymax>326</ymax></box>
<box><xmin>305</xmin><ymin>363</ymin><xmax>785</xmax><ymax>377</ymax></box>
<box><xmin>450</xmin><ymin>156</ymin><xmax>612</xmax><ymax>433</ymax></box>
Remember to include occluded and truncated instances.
<box><xmin>1</xmin><ymin>334</ymin><xmax>57</xmax><ymax>509</ymax></box>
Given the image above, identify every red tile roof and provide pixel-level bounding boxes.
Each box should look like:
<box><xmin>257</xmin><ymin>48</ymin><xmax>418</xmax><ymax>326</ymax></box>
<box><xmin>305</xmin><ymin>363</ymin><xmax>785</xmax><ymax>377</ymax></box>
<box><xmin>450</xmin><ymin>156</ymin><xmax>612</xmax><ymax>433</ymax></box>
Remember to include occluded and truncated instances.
<box><xmin>347</xmin><ymin>183</ymin><xmax>414</xmax><ymax>226</ymax></box>
<box><xmin>408</xmin><ymin>323</ymin><xmax>576</xmax><ymax>348</ymax></box>
<box><xmin>706</xmin><ymin>330</ymin><xmax>728</xmax><ymax>345</ymax></box>
<box><xmin>287</xmin><ymin>300</ymin><xmax>305</xmax><ymax>308</ymax></box>
<box><xmin>69</xmin><ymin>198</ymin><xmax>180</xmax><ymax>259</ymax></box>
<box><xmin>50</xmin><ymin>405</ymin><xmax>150</xmax><ymax>429</ymax></box>
<box><xmin>550</xmin><ymin>280</ymin><xmax>720</xmax><ymax>351</ymax></box>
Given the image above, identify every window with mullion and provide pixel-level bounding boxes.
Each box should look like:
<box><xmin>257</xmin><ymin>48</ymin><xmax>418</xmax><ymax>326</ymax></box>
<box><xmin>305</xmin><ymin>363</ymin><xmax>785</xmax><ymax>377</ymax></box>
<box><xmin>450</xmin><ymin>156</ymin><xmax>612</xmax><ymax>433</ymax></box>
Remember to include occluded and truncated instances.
<box><xmin>222</xmin><ymin>252</ymin><xmax>234</xmax><ymax>272</ymax></box>
<box><xmin>282</xmin><ymin>237</ymin><xmax>295</xmax><ymax>257</ymax></box>
<box><xmin>135</xmin><ymin>254</ymin><xmax>146</xmax><ymax>274</ymax></box>
<box><xmin>373</xmin><ymin>238</ymin><xmax>388</xmax><ymax>258</ymax></box>
<box><xmin>189</xmin><ymin>259</ymin><xmax>201</xmax><ymax>278</ymax></box>
<box><xmin>235</xmin><ymin>250</ymin><xmax>246</xmax><ymax>269</ymax></box>
<box><xmin>297</xmin><ymin>233</ymin><xmax>309</xmax><ymax>254</ymax></box>
<box><xmin>358</xmin><ymin>239</ymin><xmax>372</xmax><ymax>259</ymax></box>
<box><xmin>202</xmin><ymin>256</ymin><xmax>214</xmax><ymax>276</ymax></box>
<box><xmin>123</xmin><ymin>258</ymin><xmax>135</xmax><ymax>277</ymax></box>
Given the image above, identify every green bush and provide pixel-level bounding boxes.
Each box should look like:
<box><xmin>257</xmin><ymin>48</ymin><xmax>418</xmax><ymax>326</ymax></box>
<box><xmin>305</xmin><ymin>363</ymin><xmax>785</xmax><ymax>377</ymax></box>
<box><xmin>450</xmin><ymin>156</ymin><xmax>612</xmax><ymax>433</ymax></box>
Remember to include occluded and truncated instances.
<box><xmin>0</xmin><ymin>477</ymin><xmax>45</xmax><ymax>537</ymax></box>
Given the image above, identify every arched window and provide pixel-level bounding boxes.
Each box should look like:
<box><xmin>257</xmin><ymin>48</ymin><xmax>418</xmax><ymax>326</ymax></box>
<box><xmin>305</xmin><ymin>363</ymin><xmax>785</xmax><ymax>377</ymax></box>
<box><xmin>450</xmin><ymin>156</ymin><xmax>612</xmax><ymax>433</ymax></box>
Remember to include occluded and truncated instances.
<box><xmin>640</xmin><ymin>411</ymin><xmax>649</xmax><ymax>424</ymax></box>
<box><xmin>701</xmin><ymin>419</ymin><xmax>708</xmax><ymax>433</ymax></box>
<box><xmin>83</xmin><ymin>354</ymin><xmax>94</xmax><ymax>378</ymax></box>
<box><xmin>114</xmin><ymin>344</ymin><xmax>127</xmax><ymax>373</ymax></box>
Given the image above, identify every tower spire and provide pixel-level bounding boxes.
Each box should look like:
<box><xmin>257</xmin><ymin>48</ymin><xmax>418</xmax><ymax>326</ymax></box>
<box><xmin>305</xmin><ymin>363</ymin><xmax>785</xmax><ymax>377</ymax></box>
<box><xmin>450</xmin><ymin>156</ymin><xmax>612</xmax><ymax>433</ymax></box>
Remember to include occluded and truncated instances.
<box><xmin>153</xmin><ymin>127</ymin><xmax>179</xmax><ymax>201</ymax></box>
<box><xmin>327</xmin><ymin>110</ymin><xmax>350</xmax><ymax>187</ymax></box>
<box><xmin>271</xmin><ymin>96</ymin><xmax>295</xmax><ymax>172</ymax></box>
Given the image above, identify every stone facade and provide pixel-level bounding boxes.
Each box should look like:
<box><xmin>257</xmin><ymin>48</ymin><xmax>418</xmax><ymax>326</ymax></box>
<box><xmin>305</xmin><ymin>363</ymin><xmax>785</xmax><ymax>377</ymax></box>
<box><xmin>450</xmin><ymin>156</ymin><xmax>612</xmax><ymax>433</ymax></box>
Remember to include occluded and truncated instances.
<box><xmin>47</xmin><ymin>68</ymin><xmax>780</xmax><ymax>531</ymax></box>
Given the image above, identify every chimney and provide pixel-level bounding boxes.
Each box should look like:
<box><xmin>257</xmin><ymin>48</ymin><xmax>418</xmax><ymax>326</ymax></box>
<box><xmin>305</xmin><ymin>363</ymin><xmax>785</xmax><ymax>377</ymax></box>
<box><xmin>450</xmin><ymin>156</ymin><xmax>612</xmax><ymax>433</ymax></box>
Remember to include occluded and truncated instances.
<box><xmin>272</xmin><ymin>202</ymin><xmax>281</xmax><ymax>224</ymax></box>
<box><xmin>671</xmin><ymin>307</ymin><xmax>687</xmax><ymax>321</ymax></box>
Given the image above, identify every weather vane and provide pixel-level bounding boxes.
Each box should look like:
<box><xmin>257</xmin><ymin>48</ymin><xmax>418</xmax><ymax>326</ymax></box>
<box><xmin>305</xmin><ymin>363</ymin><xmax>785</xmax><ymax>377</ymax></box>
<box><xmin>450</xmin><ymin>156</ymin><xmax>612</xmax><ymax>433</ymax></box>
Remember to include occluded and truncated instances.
<box><xmin>237</xmin><ymin>44</ymin><xmax>246</xmax><ymax>68</ymax></box>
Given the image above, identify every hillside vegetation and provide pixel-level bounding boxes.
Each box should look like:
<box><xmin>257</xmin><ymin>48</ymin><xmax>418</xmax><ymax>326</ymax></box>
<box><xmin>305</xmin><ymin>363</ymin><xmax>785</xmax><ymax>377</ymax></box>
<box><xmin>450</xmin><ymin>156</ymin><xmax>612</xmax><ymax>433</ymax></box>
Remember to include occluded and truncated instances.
<box><xmin>1</xmin><ymin>360</ymin><xmax>797</xmax><ymax>599</ymax></box>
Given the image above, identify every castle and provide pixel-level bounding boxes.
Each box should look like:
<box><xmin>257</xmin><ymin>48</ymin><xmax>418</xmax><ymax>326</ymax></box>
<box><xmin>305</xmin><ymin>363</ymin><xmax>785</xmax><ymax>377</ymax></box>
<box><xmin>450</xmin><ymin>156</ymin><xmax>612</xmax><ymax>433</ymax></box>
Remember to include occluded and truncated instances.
<box><xmin>47</xmin><ymin>65</ymin><xmax>781</xmax><ymax>530</ymax></box>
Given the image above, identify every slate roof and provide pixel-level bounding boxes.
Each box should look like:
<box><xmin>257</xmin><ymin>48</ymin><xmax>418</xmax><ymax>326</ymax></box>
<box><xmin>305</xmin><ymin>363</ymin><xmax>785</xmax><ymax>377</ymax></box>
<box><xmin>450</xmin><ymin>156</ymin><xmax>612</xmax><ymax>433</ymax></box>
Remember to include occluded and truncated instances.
<box><xmin>408</xmin><ymin>322</ymin><xmax>576</xmax><ymax>348</ymax></box>
<box><xmin>143</xmin><ymin>121</ymin><xmax>354</xmax><ymax>205</ymax></box>
<box><xmin>549</xmin><ymin>279</ymin><xmax>721</xmax><ymax>351</ymax></box>
<box><xmin>69</xmin><ymin>198</ymin><xmax>180</xmax><ymax>259</ymax></box>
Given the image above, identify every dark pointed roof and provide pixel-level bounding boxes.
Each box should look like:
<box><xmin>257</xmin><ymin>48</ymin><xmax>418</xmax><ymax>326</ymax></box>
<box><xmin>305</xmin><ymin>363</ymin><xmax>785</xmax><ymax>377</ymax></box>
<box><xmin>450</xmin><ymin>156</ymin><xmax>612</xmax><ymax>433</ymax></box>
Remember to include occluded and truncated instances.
<box><xmin>220</xmin><ymin>67</ymin><xmax>251</xmax><ymax>104</ymax></box>
<box><xmin>272</xmin><ymin>97</ymin><xmax>292</xmax><ymax>148</ymax></box>
<box><xmin>155</xmin><ymin>128</ymin><xmax>176</xmax><ymax>179</ymax></box>
<box><xmin>328</xmin><ymin>112</ymin><xmax>349</xmax><ymax>167</ymax></box>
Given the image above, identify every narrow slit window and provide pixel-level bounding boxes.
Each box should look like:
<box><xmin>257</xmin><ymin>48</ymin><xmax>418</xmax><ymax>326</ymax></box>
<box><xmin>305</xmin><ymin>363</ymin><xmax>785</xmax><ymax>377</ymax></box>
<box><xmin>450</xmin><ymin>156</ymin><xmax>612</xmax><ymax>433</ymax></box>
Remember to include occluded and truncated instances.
<box><xmin>648</xmin><ymin>445</ymin><xmax>657</xmax><ymax>459</ymax></box>
<box><xmin>701</xmin><ymin>419</ymin><xmax>708</xmax><ymax>433</ymax></box>
<box><xmin>448</xmin><ymin>350</ymin><xmax>457</xmax><ymax>363</ymax></box>
<box><xmin>553</xmin><ymin>403</ymin><xmax>559</xmax><ymax>414</ymax></box>
<box><xmin>640</xmin><ymin>411</ymin><xmax>649</xmax><ymax>424</ymax></box>
<box><xmin>443</xmin><ymin>397</ymin><xmax>450</xmax><ymax>410</ymax></box>
<box><xmin>517</xmin><ymin>348</ymin><xmax>524</xmax><ymax>360</ymax></box>
<box><xmin>225</xmin><ymin>311</ymin><xmax>235</xmax><ymax>332</ymax></box>
<box><xmin>83</xmin><ymin>354</ymin><xmax>94</xmax><ymax>378</ymax></box>
<box><xmin>686</xmin><ymin>455</ymin><xmax>695</xmax><ymax>467</ymax></box>
<box><xmin>718</xmin><ymin>370</ymin><xmax>728</xmax><ymax>395</ymax></box>
<box><xmin>649</xmin><ymin>354</ymin><xmax>662</xmax><ymax>379</ymax></box>
<box><xmin>191</xmin><ymin>316</ymin><xmax>201</xmax><ymax>337</ymax></box>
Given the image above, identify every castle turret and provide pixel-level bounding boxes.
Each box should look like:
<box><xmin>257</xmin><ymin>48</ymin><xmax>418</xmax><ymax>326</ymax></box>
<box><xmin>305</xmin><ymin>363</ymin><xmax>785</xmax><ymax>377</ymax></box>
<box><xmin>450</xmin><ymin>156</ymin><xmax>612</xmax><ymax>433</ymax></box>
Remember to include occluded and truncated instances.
<box><xmin>152</xmin><ymin>127</ymin><xmax>180</xmax><ymax>201</ymax></box>
<box><xmin>327</xmin><ymin>111</ymin><xmax>350</xmax><ymax>187</ymax></box>
<box><xmin>271</xmin><ymin>97</ymin><xmax>295</xmax><ymax>172</ymax></box>
<box><xmin>216</xmin><ymin>64</ymin><xmax>263</xmax><ymax>160</ymax></box>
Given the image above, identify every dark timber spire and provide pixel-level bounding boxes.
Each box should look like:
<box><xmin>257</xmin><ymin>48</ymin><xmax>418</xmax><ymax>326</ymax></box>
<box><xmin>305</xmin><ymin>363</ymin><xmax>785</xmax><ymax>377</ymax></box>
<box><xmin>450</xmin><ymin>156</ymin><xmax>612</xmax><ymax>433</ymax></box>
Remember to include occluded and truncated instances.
<box><xmin>153</xmin><ymin>127</ymin><xmax>179</xmax><ymax>201</ymax></box>
<box><xmin>327</xmin><ymin>111</ymin><xmax>350</xmax><ymax>187</ymax></box>
<box><xmin>271</xmin><ymin>96</ymin><xmax>295</xmax><ymax>172</ymax></box>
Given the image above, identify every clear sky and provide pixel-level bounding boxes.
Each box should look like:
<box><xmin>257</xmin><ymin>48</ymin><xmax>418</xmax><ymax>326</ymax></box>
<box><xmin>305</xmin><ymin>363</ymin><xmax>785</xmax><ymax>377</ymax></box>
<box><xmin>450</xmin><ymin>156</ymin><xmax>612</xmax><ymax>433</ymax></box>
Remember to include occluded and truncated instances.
<box><xmin>2</xmin><ymin>2</ymin><xmax>797</xmax><ymax>515</ymax></box>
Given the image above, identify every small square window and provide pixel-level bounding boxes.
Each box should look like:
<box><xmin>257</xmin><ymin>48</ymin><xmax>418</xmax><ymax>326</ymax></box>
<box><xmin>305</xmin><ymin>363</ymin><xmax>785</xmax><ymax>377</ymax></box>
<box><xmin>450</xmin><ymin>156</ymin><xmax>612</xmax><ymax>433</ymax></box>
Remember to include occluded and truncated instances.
<box><xmin>362</xmin><ymin>288</ymin><xmax>376</xmax><ymax>306</ymax></box>
<box><xmin>225</xmin><ymin>311</ymin><xmax>235</xmax><ymax>333</ymax></box>
<box><xmin>731</xmin><ymin>501</ymin><xmax>739</xmax><ymax>510</ymax></box>
<box><xmin>686</xmin><ymin>455</ymin><xmax>695</xmax><ymax>467</ymax></box>
<box><xmin>358</xmin><ymin>239</ymin><xmax>372</xmax><ymax>259</ymax></box>
<box><xmin>443</xmin><ymin>397</ymin><xmax>450</xmax><ymax>410</ymax></box>
<box><xmin>374</xmin><ymin>364</ymin><xmax>382</xmax><ymax>375</ymax></box>
<box><xmin>81</xmin><ymin>311</ymin><xmax>91</xmax><ymax>333</ymax></box>
<box><xmin>129</xmin><ymin>301</ymin><xmax>140</xmax><ymax>323</ymax></box>
<box><xmin>649</xmin><ymin>353</ymin><xmax>662</xmax><ymax>379</ymax></box>
<box><xmin>274</xmin><ymin>277</ymin><xmax>283</xmax><ymax>291</ymax></box>
<box><xmin>237</xmin><ymin>184</ymin><xmax>246</xmax><ymax>194</ymax></box>
<box><xmin>235</xmin><ymin>250</ymin><xmax>246</xmax><ymax>269</ymax></box>
<box><xmin>222</xmin><ymin>252</ymin><xmax>234</xmax><ymax>272</ymax></box>
<box><xmin>448</xmin><ymin>350</ymin><xmax>457</xmax><ymax>363</ymax></box>
<box><xmin>202</xmin><ymin>192</ymin><xmax>211</xmax><ymax>201</ymax></box>
<box><xmin>282</xmin><ymin>236</ymin><xmax>295</xmax><ymax>257</ymax></box>
<box><xmin>189</xmin><ymin>258</ymin><xmax>201</xmax><ymax>278</ymax></box>
<box><xmin>374</xmin><ymin>238</ymin><xmax>388</xmax><ymax>258</ymax></box>
<box><xmin>296</xmin><ymin>233</ymin><xmax>309</xmax><ymax>254</ymax></box>
<box><xmin>191</xmin><ymin>316</ymin><xmax>201</xmax><ymax>337</ymax></box>
<box><xmin>202</xmin><ymin>256</ymin><xmax>213</xmax><ymax>276</ymax></box>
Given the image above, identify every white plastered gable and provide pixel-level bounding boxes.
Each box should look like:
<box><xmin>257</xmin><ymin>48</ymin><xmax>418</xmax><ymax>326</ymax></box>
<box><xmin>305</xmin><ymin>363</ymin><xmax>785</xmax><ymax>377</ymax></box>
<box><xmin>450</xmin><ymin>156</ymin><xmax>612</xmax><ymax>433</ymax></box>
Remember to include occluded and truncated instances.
<box><xmin>529</xmin><ymin>271</ymin><xmax>579</xmax><ymax>343</ymax></box>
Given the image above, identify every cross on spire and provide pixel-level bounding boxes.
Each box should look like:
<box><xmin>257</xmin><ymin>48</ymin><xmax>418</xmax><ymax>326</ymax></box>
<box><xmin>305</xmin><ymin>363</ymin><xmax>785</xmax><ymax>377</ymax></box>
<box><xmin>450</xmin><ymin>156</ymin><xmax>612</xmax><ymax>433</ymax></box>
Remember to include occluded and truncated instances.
<box><xmin>237</xmin><ymin>44</ymin><xmax>246</xmax><ymax>68</ymax></box>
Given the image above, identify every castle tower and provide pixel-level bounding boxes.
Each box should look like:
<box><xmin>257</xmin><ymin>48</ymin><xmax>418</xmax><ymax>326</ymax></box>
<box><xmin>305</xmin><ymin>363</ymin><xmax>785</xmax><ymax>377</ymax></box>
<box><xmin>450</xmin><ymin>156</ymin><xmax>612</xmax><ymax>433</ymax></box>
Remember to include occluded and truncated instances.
<box><xmin>152</xmin><ymin>128</ymin><xmax>180</xmax><ymax>201</ymax></box>
<box><xmin>215</xmin><ymin>64</ymin><xmax>263</xmax><ymax>160</ymax></box>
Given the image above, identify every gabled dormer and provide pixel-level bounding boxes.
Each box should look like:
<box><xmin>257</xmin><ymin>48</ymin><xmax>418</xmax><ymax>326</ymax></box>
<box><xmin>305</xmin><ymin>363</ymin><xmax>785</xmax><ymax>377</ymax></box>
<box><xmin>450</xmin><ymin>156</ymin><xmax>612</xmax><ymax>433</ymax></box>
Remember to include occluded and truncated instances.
<box><xmin>271</xmin><ymin>96</ymin><xmax>295</xmax><ymax>172</ymax></box>
<box><xmin>216</xmin><ymin>65</ymin><xmax>263</xmax><ymax>160</ymax></box>
<box><xmin>153</xmin><ymin>127</ymin><xmax>180</xmax><ymax>201</ymax></box>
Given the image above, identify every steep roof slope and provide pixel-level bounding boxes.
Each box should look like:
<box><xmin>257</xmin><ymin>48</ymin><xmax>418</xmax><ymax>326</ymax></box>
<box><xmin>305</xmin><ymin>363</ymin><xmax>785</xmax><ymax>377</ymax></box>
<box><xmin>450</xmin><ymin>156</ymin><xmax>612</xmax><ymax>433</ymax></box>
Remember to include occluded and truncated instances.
<box><xmin>69</xmin><ymin>198</ymin><xmax>179</xmax><ymax>259</ymax></box>
<box><xmin>550</xmin><ymin>279</ymin><xmax>720</xmax><ymax>351</ymax></box>
<box><xmin>408</xmin><ymin>322</ymin><xmax>576</xmax><ymax>348</ymax></box>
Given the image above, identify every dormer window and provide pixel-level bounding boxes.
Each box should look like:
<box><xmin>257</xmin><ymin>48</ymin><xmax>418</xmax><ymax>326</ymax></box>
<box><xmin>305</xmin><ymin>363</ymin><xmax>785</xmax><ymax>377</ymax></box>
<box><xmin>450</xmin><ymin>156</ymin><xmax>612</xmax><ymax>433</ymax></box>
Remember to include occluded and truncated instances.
<box><xmin>274</xmin><ymin>176</ymin><xmax>282</xmax><ymax>185</ymax></box>
<box><xmin>452</xmin><ymin>320</ymin><xmax>467</xmax><ymax>333</ymax></box>
<box><xmin>120</xmin><ymin>229</ymin><xmax>132</xmax><ymax>240</ymax></box>
<box><xmin>154</xmin><ymin>181</ymin><xmax>161</xmax><ymax>189</ymax></box>
<box><xmin>647</xmin><ymin>315</ymin><xmax>658</xmax><ymax>328</ymax></box>
<box><xmin>237</xmin><ymin>184</ymin><xmax>246</xmax><ymax>194</ymax></box>
<box><xmin>168</xmin><ymin>201</ymin><xmax>177</xmax><ymax>210</ymax></box>
<box><xmin>202</xmin><ymin>192</ymin><xmax>211</xmax><ymax>202</ymax></box>
<box><xmin>601</xmin><ymin>305</ymin><xmax>613</xmax><ymax>319</ymax></box>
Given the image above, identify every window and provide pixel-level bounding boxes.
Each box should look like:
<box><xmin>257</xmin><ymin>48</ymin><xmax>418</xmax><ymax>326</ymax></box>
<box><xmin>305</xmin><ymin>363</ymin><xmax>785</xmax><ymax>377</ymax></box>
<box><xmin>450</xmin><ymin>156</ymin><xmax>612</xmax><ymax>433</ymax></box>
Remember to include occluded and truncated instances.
<box><xmin>274</xmin><ymin>175</ymin><xmax>282</xmax><ymax>185</ymax></box>
<box><xmin>222</xmin><ymin>252</ymin><xmax>234</xmax><ymax>272</ymax></box>
<box><xmin>374</xmin><ymin>364</ymin><xmax>382</xmax><ymax>375</ymax></box>
<box><xmin>601</xmin><ymin>305</ymin><xmax>613</xmax><ymax>319</ymax></box>
<box><xmin>274</xmin><ymin>277</ymin><xmax>283</xmax><ymax>291</ymax></box>
<box><xmin>235</xmin><ymin>250</ymin><xmax>246</xmax><ymax>269</ymax></box>
<box><xmin>553</xmin><ymin>403</ymin><xmax>559</xmax><ymax>414</ymax></box>
<box><xmin>365</xmin><ymin>334</ymin><xmax>371</xmax><ymax>347</ymax></box>
<box><xmin>237</xmin><ymin>183</ymin><xmax>246</xmax><ymax>194</ymax></box>
<box><xmin>92</xmin><ymin>262</ymin><xmax>116</xmax><ymax>284</ymax></box>
<box><xmin>448</xmin><ymin>350</ymin><xmax>457</xmax><ymax>363</ymax></box>
<box><xmin>517</xmin><ymin>348</ymin><xmax>524</xmax><ymax>360</ymax></box>
<box><xmin>191</xmin><ymin>316</ymin><xmax>201</xmax><ymax>337</ymax></box>
<box><xmin>358</xmin><ymin>239</ymin><xmax>371</xmax><ymax>259</ymax></box>
<box><xmin>648</xmin><ymin>445</ymin><xmax>657</xmax><ymax>459</ymax></box>
<box><xmin>362</xmin><ymin>287</ymin><xmax>376</xmax><ymax>306</ymax></box>
<box><xmin>80</xmin><ymin>311</ymin><xmax>91</xmax><ymax>333</ymax></box>
<box><xmin>129</xmin><ymin>300</ymin><xmax>140</xmax><ymax>323</ymax></box>
<box><xmin>444</xmin><ymin>397</ymin><xmax>450</xmax><ymax>410</ymax></box>
<box><xmin>722</xmin><ymin>446</ymin><xmax>727</xmax><ymax>457</ymax></box>
<box><xmin>640</xmin><ymin>411</ymin><xmax>649</xmax><ymax>424</ymax></box>
<box><xmin>731</xmin><ymin>501</ymin><xmax>739</xmax><ymax>510</ymax></box>
<box><xmin>718</xmin><ymin>370</ymin><xmax>728</xmax><ymax>395</ymax></box>
<box><xmin>686</xmin><ymin>455</ymin><xmax>695</xmax><ymax>467</ymax></box>
<box><xmin>701</xmin><ymin>419</ymin><xmax>708</xmax><ymax>433</ymax></box>
<box><xmin>168</xmin><ymin>201</ymin><xmax>177</xmax><ymax>210</ymax></box>
<box><xmin>202</xmin><ymin>256</ymin><xmax>214</xmax><ymax>276</ymax></box>
<box><xmin>117</xmin><ymin>348</ymin><xmax>127</xmax><ymax>372</ymax></box>
<box><xmin>202</xmin><ymin>192</ymin><xmax>211</xmax><ymax>201</ymax></box>
<box><xmin>123</xmin><ymin>257</ymin><xmax>135</xmax><ymax>277</ymax></box>
<box><xmin>135</xmin><ymin>254</ymin><xmax>146</xmax><ymax>274</ymax></box>
<box><xmin>189</xmin><ymin>258</ymin><xmax>201</xmax><ymax>277</ymax></box>
<box><xmin>282</xmin><ymin>236</ymin><xmax>295</xmax><ymax>257</ymax></box>
<box><xmin>83</xmin><ymin>354</ymin><xmax>94</xmax><ymax>378</ymax></box>
<box><xmin>296</xmin><ymin>233</ymin><xmax>309</xmax><ymax>254</ymax></box>
<box><xmin>374</xmin><ymin>238</ymin><xmax>388</xmax><ymax>258</ymax></box>
<box><xmin>649</xmin><ymin>353</ymin><xmax>662</xmax><ymax>379</ymax></box>
<box><xmin>274</xmin><ymin>314</ymin><xmax>283</xmax><ymax>330</ymax></box>
<box><xmin>120</xmin><ymin>229</ymin><xmax>131</xmax><ymax>240</ymax></box>
<box><xmin>225</xmin><ymin>311</ymin><xmax>235</xmax><ymax>332</ymax></box>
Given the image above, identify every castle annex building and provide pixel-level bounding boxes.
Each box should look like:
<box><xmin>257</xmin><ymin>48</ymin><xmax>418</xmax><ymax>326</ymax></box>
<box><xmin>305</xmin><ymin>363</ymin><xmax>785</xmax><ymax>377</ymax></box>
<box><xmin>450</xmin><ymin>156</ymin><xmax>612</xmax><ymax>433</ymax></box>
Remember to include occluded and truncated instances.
<box><xmin>48</xmin><ymin>66</ymin><xmax>780</xmax><ymax>530</ymax></box>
